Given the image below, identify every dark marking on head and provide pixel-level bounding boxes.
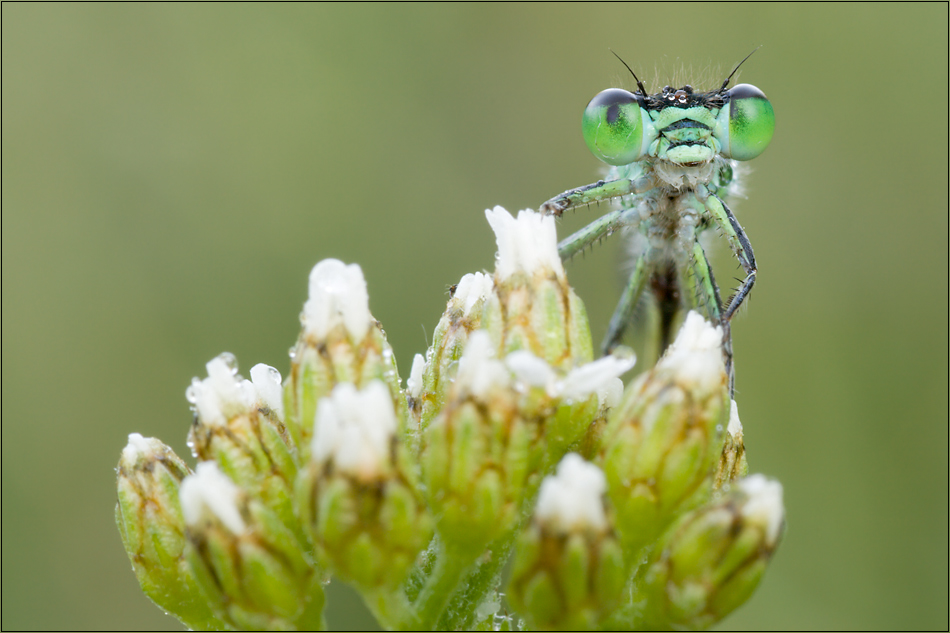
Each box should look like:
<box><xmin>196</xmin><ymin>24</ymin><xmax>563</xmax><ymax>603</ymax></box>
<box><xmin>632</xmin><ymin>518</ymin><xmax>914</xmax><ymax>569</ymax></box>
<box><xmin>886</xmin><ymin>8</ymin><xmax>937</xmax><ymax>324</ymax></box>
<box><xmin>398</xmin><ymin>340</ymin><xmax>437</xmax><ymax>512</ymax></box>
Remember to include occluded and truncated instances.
<box><xmin>643</xmin><ymin>84</ymin><xmax>724</xmax><ymax>111</ymax></box>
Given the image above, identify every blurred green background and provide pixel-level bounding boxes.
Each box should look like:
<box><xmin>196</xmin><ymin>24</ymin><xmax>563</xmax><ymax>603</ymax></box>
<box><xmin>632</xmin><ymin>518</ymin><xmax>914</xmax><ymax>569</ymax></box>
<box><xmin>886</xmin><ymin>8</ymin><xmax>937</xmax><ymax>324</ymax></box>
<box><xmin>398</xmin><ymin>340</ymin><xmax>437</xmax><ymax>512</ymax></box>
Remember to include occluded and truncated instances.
<box><xmin>2</xmin><ymin>4</ymin><xmax>947</xmax><ymax>630</ymax></box>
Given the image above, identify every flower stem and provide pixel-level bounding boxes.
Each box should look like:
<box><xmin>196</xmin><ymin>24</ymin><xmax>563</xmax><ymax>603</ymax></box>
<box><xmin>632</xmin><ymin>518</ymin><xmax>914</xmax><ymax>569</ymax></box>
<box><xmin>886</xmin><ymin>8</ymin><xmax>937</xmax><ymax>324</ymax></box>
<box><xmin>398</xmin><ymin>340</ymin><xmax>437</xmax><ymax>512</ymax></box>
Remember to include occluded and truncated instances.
<box><xmin>413</xmin><ymin>542</ymin><xmax>475</xmax><ymax>630</ymax></box>
<box><xmin>437</xmin><ymin>533</ymin><xmax>516</xmax><ymax>631</ymax></box>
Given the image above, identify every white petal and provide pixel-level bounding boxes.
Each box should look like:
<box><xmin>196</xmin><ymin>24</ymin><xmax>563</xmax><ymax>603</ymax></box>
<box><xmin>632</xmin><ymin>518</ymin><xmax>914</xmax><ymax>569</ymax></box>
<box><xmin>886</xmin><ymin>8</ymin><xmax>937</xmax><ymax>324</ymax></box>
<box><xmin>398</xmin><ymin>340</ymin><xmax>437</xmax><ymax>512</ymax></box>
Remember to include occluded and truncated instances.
<box><xmin>250</xmin><ymin>364</ymin><xmax>284</xmax><ymax>419</ymax></box>
<box><xmin>180</xmin><ymin>462</ymin><xmax>245</xmax><ymax>534</ymax></box>
<box><xmin>407</xmin><ymin>353</ymin><xmax>425</xmax><ymax>399</ymax></box>
<box><xmin>310</xmin><ymin>381</ymin><xmax>396</xmax><ymax>480</ymax></box>
<box><xmin>505</xmin><ymin>350</ymin><xmax>557</xmax><ymax>391</ymax></box>
<box><xmin>121</xmin><ymin>433</ymin><xmax>157</xmax><ymax>463</ymax></box>
<box><xmin>485</xmin><ymin>207</ymin><xmax>563</xmax><ymax>280</ymax></box>
<box><xmin>185</xmin><ymin>353</ymin><xmax>253</xmax><ymax>425</ymax></box>
<box><xmin>303</xmin><ymin>259</ymin><xmax>372</xmax><ymax>342</ymax></box>
<box><xmin>535</xmin><ymin>453</ymin><xmax>607</xmax><ymax>533</ymax></box>
<box><xmin>452</xmin><ymin>272</ymin><xmax>494</xmax><ymax>317</ymax></box>
<box><xmin>455</xmin><ymin>331</ymin><xmax>509</xmax><ymax>398</ymax></box>
<box><xmin>727</xmin><ymin>399</ymin><xmax>743</xmax><ymax>438</ymax></box>
<box><xmin>560</xmin><ymin>353</ymin><xmax>635</xmax><ymax>400</ymax></box>
<box><xmin>658</xmin><ymin>311</ymin><xmax>725</xmax><ymax>394</ymax></box>
<box><xmin>739</xmin><ymin>474</ymin><xmax>784</xmax><ymax>546</ymax></box>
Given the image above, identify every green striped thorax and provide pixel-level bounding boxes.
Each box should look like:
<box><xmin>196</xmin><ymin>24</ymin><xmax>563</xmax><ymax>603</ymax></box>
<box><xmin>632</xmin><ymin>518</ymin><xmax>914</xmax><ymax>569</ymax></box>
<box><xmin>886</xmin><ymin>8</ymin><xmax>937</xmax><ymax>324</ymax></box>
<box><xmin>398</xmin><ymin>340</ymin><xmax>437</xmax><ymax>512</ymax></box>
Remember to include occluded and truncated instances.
<box><xmin>581</xmin><ymin>81</ymin><xmax>774</xmax><ymax>168</ymax></box>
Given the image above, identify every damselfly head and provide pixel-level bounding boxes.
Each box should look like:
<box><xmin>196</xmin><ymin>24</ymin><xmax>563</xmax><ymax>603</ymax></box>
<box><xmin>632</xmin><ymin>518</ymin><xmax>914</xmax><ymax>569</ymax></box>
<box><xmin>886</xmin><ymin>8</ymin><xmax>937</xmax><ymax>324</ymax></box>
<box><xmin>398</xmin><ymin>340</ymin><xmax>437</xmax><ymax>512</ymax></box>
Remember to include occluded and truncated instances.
<box><xmin>581</xmin><ymin>50</ymin><xmax>774</xmax><ymax>167</ymax></box>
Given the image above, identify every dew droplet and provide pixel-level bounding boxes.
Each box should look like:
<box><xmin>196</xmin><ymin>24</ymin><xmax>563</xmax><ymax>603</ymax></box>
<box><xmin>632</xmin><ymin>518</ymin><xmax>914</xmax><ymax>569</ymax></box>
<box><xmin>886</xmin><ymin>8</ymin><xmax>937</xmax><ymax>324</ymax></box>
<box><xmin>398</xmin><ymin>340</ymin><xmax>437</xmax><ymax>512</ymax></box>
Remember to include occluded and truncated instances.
<box><xmin>185</xmin><ymin>377</ymin><xmax>202</xmax><ymax>404</ymax></box>
<box><xmin>446</xmin><ymin>360</ymin><xmax>460</xmax><ymax>381</ymax></box>
<box><xmin>216</xmin><ymin>352</ymin><xmax>239</xmax><ymax>375</ymax></box>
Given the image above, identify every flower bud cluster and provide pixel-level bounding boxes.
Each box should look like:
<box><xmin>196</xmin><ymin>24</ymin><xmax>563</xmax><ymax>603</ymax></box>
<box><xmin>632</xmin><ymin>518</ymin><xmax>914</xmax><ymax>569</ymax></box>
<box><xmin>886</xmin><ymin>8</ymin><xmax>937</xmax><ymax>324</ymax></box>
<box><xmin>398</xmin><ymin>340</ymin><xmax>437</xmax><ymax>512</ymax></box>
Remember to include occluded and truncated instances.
<box><xmin>116</xmin><ymin>205</ymin><xmax>783</xmax><ymax>631</ymax></box>
<box><xmin>420</xmin><ymin>329</ymin><xmax>632</xmax><ymax>557</ymax></box>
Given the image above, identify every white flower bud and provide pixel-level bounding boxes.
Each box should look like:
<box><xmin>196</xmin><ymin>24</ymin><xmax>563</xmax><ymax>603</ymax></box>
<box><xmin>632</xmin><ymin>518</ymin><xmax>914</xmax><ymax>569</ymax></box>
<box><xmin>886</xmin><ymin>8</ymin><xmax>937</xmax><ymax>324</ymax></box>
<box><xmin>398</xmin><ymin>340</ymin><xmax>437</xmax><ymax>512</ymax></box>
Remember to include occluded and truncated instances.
<box><xmin>658</xmin><ymin>311</ymin><xmax>725</xmax><ymax>394</ymax></box>
<box><xmin>485</xmin><ymin>206</ymin><xmax>563</xmax><ymax>280</ymax></box>
<box><xmin>452</xmin><ymin>272</ymin><xmax>494</xmax><ymax>316</ymax></box>
<box><xmin>311</xmin><ymin>381</ymin><xmax>396</xmax><ymax>481</ymax></box>
<box><xmin>303</xmin><ymin>259</ymin><xmax>372</xmax><ymax>341</ymax></box>
<box><xmin>535</xmin><ymin>454</ymin><xmax>608</xmax><ymax>533</ymax></box>
<box><xmin>186</xmin><ymin>355</ymin><xmax>284</xmax><ymax>427</ymax></box>
<box><xmin>185</xmin><ymin>353</ymin><xmax>255</xmax><ymax>426</ymax></box>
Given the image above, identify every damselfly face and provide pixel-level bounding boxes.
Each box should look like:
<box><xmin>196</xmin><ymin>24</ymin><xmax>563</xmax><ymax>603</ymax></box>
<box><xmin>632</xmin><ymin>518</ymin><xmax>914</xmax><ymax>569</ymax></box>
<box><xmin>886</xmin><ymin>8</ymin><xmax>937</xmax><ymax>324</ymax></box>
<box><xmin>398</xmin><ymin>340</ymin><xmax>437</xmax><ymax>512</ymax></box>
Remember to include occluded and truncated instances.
<box><xmin>581</xmin><ymin>82</ymin><xmax>774</xmax><ymax>171</ymax></box>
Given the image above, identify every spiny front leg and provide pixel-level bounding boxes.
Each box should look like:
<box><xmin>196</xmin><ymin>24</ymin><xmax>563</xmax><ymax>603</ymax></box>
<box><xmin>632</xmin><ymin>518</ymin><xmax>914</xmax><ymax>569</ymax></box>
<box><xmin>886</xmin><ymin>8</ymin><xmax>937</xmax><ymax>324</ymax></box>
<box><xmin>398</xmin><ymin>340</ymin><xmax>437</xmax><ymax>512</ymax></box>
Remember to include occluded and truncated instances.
<box><xmin>602</xmin><ymin>250</ymin><xmax>651</xmax><ymax>355</ymax></box>
<box><xmin>555</xmin><ymin>203</ymin><xmax>647</xmax><ymax>261</ymax></box>
<box><xmin>696</xmin><ymin>186</ymin><xmax>757</xmax><ymax>321</ymax></box>
<box><xmin>540</xmin><ymin>172</ymin><xmax>655</xmax><ymax>217</ymax></box>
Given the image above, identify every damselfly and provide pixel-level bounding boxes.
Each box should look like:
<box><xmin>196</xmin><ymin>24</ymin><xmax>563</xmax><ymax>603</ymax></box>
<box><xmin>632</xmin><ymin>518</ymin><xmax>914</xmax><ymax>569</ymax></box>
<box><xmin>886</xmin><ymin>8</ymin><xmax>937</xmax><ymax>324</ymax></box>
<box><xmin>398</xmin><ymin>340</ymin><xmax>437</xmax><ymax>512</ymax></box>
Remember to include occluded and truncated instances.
<box><xmin>541</xmin><ymin>51</ymin><xmax>774</xmax><ymax>393</ymax></box>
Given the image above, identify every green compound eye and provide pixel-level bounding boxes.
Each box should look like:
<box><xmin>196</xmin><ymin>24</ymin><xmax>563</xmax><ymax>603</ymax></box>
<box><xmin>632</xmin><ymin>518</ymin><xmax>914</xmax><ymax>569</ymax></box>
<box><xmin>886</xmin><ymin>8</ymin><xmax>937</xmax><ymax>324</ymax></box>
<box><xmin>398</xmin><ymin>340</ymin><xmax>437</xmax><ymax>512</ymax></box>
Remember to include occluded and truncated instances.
<box><xmin>582</xmin><ymin>88</ymin><xmax>646</xmax><ymax>166</ymax></box>
<box><xmin>716</xmin><ymin>83</ymin><xmax>775</xmax><ymax>161</ymax></box>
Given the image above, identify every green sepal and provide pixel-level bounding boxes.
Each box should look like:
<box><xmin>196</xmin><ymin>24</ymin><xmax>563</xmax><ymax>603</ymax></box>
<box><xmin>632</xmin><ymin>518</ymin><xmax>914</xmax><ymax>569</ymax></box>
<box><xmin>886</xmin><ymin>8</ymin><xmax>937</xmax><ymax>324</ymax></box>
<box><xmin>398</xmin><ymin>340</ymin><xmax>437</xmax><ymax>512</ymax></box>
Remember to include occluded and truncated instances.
<box><xmin>521</xmin><ymin>574</ymin><xmax>560</xmax><ymax>627</ymax></box>
<box><xmin>184</xmin><ymin>494</ymin><xmax>322</xmax><ymax>630</ymax></box>
<box><xmin>562</xmin><ymin>534</ymin><xmax>591</xmax><ymax>607</ymax></box>
<box><xmin>509</xmin><ymin>522</ymin><xmax>627</xmax><ymax>631</ymax></box>
<box><xmin>483</xmin><ymin>273</ymin><xmax>593</xmax><ymax>371</ymax></box>
<box><xmin>543</xmin><ymin>395</ymin><xmax>599</xmax><ymax>466</ymax></box>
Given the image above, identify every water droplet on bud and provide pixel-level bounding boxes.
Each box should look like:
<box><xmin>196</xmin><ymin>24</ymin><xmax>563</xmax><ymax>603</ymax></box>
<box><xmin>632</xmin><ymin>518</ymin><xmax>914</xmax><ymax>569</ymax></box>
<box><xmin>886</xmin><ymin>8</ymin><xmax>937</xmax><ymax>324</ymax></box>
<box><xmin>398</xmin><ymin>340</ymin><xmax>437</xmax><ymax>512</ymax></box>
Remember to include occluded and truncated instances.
<box><xmin>216</xmin><ymin>352</ymin><xmax>239</xmax><ymax>375</ymax></box>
